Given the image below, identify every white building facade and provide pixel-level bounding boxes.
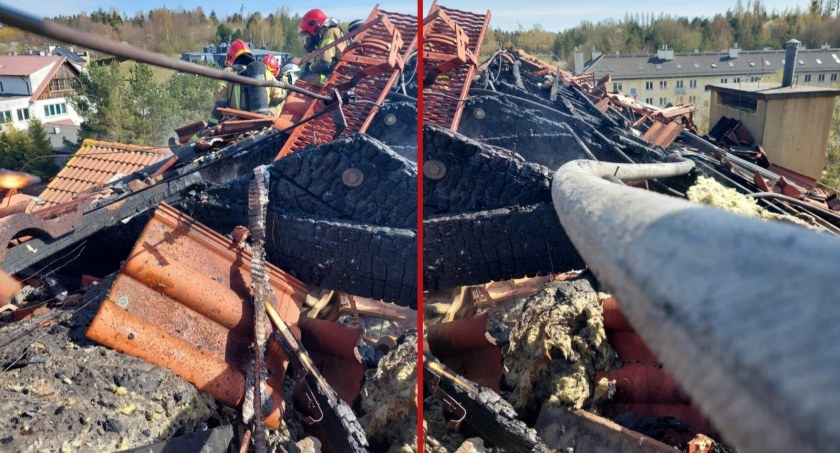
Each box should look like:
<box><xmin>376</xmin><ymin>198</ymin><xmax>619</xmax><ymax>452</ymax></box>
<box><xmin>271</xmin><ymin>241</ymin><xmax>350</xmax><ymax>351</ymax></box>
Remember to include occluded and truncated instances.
<box><xmin>0</xmin><ymin>55</ymin><xmax>82</xmax><ymax>131</ymax></box>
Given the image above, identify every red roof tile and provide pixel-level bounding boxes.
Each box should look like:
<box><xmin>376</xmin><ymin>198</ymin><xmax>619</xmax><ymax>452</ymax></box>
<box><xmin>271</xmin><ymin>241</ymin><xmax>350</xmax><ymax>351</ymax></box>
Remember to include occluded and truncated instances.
<box><xmin>0</xmin><ymin>55</ymin><xmax>61</xmax><ymax>76</ymax></box>
<box><xmin>35</xmin><ymin>139</ymin><xmax>175</xmax><ymax>209</ymax></box>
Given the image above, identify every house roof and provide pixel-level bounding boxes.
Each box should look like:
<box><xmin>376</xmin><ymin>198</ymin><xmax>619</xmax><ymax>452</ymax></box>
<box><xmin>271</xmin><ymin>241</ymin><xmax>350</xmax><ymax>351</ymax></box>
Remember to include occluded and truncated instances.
<box><xmin>588</xmin><ymin>48</ymin><xmax>840</xmax><ymax>81</ymax></box>
<box><xmin>0</xmin><ymin>55</ymin><xmax>62</xmax><ymax>76</ymax></box>
<box><xmin>31</xmin><ymin>57</ymin><xmax>78</xmax><ymax>100</ymax></box>
<box><xmin>706</xmin><ymin>82</ymin><xmax>840</xmax><ymax>100</ymax></box>
<box><xmin>51</xmin><ymin>48</ymin><xmax>85</xmax><ymax>64</ymax></box>
<box><xmin>36</xmin><ymin>139</ymin><xmax>175</xmax><ymax>208</ymax></box>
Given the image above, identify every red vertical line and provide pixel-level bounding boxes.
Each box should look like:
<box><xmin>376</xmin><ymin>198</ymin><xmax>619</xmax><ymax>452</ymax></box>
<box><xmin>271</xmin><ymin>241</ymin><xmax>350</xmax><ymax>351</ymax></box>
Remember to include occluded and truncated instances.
<box><xmin>416</xmin><ymin>0</ymin><xmax>425</xmax><ymax>451</ymax></box>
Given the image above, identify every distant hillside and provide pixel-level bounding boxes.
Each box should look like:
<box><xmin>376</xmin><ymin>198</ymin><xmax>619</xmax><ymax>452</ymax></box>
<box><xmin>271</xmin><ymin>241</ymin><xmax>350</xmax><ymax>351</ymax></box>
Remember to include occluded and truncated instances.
<box><xmin>483</xmin><ymin>0</ymin><xmax>840</xmax><ymax>62</ymax></box>
<box><xmin>0</xmin><ymin>7</ymin><xmax>306</xmax><ymax>59</ymax></box>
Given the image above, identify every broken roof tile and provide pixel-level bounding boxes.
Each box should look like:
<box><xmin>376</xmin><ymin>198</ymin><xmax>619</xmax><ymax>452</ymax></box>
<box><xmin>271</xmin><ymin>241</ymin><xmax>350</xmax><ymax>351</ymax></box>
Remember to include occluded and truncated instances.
<box><xmin>86</xmin><ymin>202</ymin><xmax>309</xmax><ymax>428</ymax></box>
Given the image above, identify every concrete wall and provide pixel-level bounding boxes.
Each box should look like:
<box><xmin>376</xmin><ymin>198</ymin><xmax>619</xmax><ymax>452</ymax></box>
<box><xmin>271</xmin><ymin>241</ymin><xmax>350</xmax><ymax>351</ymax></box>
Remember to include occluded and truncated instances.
<box><xmin>0</xmin><ymin>97</ymin><xmax>36</xmax><ymax>129</ymax></box>
<box><xmin>612</xmin><ymin>69</ymin><xmax>838</xmax><ymax>108</ymax></box>
<box><xmin>762</xmin><ymin>96</ymin><xmax>837</xmax><ymax>179</ymax></box>
<box><xmin>32</xmin><ymin>98</ymin><xmax>82</xmax><ymax>126</ymax></box>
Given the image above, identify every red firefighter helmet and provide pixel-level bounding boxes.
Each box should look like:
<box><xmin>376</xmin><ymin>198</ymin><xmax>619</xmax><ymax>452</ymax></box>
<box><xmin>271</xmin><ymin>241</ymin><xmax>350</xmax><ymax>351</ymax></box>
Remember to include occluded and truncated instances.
<box><xmin>262</xmin><ymin>54</ymin><xmax>281</xmax><ymax>77</ymax></box>
<box><xmin>225</xmin><ymin>39</ymin><xmax>252</xmax><ymax>67</ymax></box>
<box><xmin>299</xmin><ymin>9</ymin><xmax>327</xmax><ymax>36</ymax></box>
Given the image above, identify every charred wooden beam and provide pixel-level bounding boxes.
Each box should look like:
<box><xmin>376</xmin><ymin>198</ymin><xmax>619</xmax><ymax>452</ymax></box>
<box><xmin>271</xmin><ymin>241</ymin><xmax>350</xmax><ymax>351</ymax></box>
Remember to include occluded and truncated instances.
<box><xmin>264</xmin><ymin>302</ymin><xmax>369</xmax><ymax>452</ymax></box>
<box><xmin>424</xmin><ymin>353</ymin><xmax>551</xmax><ymax>453</ymax></box>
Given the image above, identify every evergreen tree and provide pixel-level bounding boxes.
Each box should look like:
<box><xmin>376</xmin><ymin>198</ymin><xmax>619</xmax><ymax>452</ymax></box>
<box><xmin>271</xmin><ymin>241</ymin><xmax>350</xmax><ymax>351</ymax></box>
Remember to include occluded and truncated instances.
<box><xmin>26</xmin><ymin>119</ymin><xmax>58</xmax><ymax>179</ymax></box>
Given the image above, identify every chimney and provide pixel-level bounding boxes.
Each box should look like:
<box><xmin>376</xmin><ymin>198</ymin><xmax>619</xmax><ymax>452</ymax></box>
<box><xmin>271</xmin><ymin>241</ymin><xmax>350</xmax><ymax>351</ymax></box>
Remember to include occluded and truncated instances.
<box><xmin>782</xmin><ymin>38</ymin><xmax>800</xmax><ymax>88</ymax></box>
<box><xmin>821</xmin><ymin>42</ymin><xmax>831</xmax><ymax>50</ymax></box>
<box><xmin>574</xmin><ymin>48</ymin><xmax>585</xmax><ymax>75</ymax></box>
<box><xmin>592</xmin><ymin>49</ymin><xmax>602</xmax><ymax>60</ymax></box>
<box><xmin>657</xmin><ymin>44</ymin><xmax>674</xmax><ymax>61</ymax></box>
<box><xmin>728</xmin><ymin>42</ymin><xmax>739</xmax><ymax>58</ymax></box>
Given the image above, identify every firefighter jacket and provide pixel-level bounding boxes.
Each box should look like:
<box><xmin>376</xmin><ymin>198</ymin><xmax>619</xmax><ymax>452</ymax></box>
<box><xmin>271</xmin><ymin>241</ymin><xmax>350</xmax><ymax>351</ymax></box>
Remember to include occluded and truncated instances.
<box><xmin>213</xmin><ymin>66</ymin><xmax>286</xmax><ymax>117</ymax></box>
<box><xmin>266</xmin><ymin>70</ymin><xmax>287</xmax><ymax>116</ymax></box>
<box><xmin>303</xmin><ymin>24</ymin><xmax>345</xmax><ymax>85</ymax></box>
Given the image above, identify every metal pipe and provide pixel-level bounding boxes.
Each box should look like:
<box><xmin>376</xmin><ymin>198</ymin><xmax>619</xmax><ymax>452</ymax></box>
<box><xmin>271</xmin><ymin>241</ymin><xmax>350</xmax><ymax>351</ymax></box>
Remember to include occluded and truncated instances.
<box><xmin>0</xmin><ymin>5</ymin><xmax>331</xmax><ymax>102</ymax></box>
<box><xmin>551</xmin><ymin>159</ymin><xmax>840</xmax><ymax>453</ymax></box>
<box><xmin>782</xmin><ymin>39</ymin><xmax>800</xmax><ymax>88</ymax></box>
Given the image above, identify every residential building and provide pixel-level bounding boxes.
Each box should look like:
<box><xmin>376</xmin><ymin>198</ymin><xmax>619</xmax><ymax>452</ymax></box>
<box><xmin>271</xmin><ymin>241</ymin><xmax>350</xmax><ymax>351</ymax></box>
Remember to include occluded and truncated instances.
<box><xmin>180</xmin><ymin>43</ymin><xmax>292</xmax><ymax>68</ymax></box>
<box><xmin>577</xmin><ymin>43</ymin><xmax>840</xmax><ymax>109</ymax></box>
<box><xmin>706</xmin><ymin>41</ymin><xmax>840</xmax><ymax>185</ymax></box>
<box><xmin>50</xmin><ymin>46</ymin><xmax>89</xmax><ymax>72</ymax></box>
<box><xmin>0</xmin><ymin>55</ymin><xmax>83</xmax><ymax>132</ymax></box>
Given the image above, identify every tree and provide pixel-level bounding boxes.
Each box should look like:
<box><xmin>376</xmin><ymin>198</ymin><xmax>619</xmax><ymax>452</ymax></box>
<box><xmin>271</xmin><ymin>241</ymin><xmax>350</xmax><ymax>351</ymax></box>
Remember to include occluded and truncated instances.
<box><xmin>0</xmin><ymin>128</ymin><xmax>31</xmax><ymax>174</ymax></box>
<box><xmin>68</xmin><ymin>61</ymin><xmax>216</xmax><ymax>148</ymax></box>
<box><xmin>26</xmin><ymin>119</ymin><xmax>58</xmax><ymax>179</ymax></box>
<box><xmin>0</xmin><ymin>120</ymin><xmax>57</xmax><ymax>180</ymax></box>
<box><xmin>821</xmin><ymin>100</ymin><xmax>840</xmax><ymax>188</ymax></box>
<box><xmin>217</xmin><ymin>23</ymin><xmax>233</xmax><ymax>43</ymax></box>
<box><xmin>709</xmin><ymin>14</ymin><xmax>734</xmax><ymax>50</ymax></box>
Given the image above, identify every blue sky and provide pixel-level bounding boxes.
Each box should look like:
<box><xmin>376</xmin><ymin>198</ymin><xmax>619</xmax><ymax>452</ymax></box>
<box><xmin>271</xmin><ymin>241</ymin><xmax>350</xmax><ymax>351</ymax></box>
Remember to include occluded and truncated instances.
<box><xmin>8</xmin><ymin>0</ymin><xmax>815</xmax><ymax>31</ymax></box>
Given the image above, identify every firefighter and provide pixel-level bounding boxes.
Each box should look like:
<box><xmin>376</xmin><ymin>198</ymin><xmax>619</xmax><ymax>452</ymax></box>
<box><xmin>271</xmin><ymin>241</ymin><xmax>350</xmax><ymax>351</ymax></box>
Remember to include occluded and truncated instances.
<box><xmin>298</xmin><ymin>9</ymin><xmax>345</xmax><ymax>86</ymax></box>
<box><xmin>261</xmin><ymin>54</ymin><xmax>289</xmax><ymax>116</ymax></box>
<box><xmin>280</xmin><ymin>63</ymin><xmax>301</xmax><ymax>86</ymax></box>
<box><xmin>212</xmin><ymin>39</ymin><xmax>270</xmax><ymax>119</ymax></box>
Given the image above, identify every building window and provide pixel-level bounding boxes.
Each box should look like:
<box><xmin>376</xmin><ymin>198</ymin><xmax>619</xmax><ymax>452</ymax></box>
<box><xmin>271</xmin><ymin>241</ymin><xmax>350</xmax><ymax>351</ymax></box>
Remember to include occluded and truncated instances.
<box><xmin>630</xmin><ymin>88</ymin><xmax>637</xmax><ymax>96</ymax></box>
<box><xmin>612</xmin><ymin>82</ymin><xmax>623</xmax><ymax>92</ymax></box>
<box><xmin>718</xmin><ymin>92</ymin><xmax>757</xmax><ymax>113</ymax></box>
<box><xmin>690</xmin><ymin>79</ymin><xmax>697</xmax><ymax>88</ymax></box>
<box><xmin>16</xmin><ymin>108</ymin><xmax>29</xmax><ymax>121</ymax></box>
<box><xmin>804</xmin><ymin>74</ymin><xmax>812</xmax><ymax>82</ymax></box>
<box><xmin>49</xmin><ymin>78</ymin><xmax>73</xmax><ymax>92</ymax></box>
<box><xmin>689</xmin><ymin>95</ymin><xmax>697</xmax><ymax>104</ymax></box>
<box><xmin>645</xmin><ymin>81</ymin><xmax>653</xmax><ymax>90</ymax></box>
<box><xmin>0</xmin><ymin>111</ymin><xmax>11</xmax><ymax>123</ymax></box>
<box><xmin>644</xmin><ymin>97</ymin><xmax>653</xmax><ymax>104</ymax></box>
<box><xmin>676</xmin><ymin>80</ymin><xmax>684</xmax><ymax>88</ymax></box>
<box><xmin>832</xmin><ymin>73</ymin><xmax>838</xmax><ymax>82</ymax></box>
<box><xmin>818</xmin><ymin>73</ymin><xmax>825</xmax><ymax>82</ymax></box>
<box><xmin>44</xmin><ymin>102</ymin><xmax>67</xmax><ymax>117</ymax></box>
<box><xmin>734</xmin><ymin>77</ymin><xmax>741</xmax><ymax>83</ymax></box>
<box><xmin>659</xmin><ymin>97</ymin><xmax>667</xmax><ymax>106</ymax></box>
<box><xmin>659</xmin><ymin>81</ymin><xmax>668</xmax><ymax>89</ymax></box>
<box><xmin>721</xmin><ymin>78</ymin><xmax>728</xmax><ymax>83</ymax></box>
